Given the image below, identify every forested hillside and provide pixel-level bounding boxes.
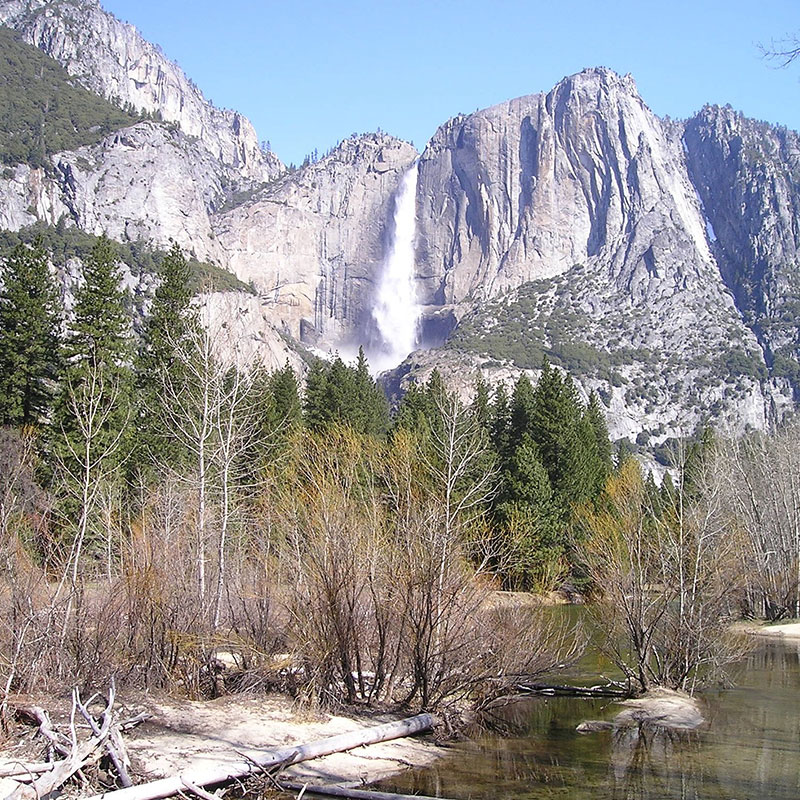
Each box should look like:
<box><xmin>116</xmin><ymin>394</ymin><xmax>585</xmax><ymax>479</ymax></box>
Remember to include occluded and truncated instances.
<box><xmin>0</xmin><ymin>26</ymin><xmax>144</xmax><ymax>167</ymax></box>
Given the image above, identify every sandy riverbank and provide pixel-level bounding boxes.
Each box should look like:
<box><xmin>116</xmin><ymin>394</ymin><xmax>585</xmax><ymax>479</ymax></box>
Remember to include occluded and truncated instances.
<box><xmin>122</xmin><ymin>692</ymin><xmax>441</xmax><ymax>789</ymax></box>
<box><xmin>734</xmin><ymin>620</ymin><xmax>800</xmax><ymax>640</ymax></box>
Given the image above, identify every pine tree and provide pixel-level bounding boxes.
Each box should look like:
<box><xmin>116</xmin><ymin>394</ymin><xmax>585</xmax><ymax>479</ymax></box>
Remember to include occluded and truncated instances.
<box><xmin>304</xmin><ymin>351</ymin><xmax>389</xmax><ymax>437</ymax></box>
<box><xmin>508</xmin><ymin>375</ymin><xmax>536</xmax><ymax>454</ymax></box>
<box><xmin>495</xmin><ymin>434</ymin><xmax>562</xmax><ymax>590</ymax></box>
<box><xmin>353</xmin><ymin>347</ymin><xmax>389</xmax><ymax>437</ymax></box>
<box><xmin>581</xmin><ymin>391</ymin><xmax>613</xmax><ymax>498</ymax></box>
<box><xmin>471</xmin><ymin>376</ymin><xmax>491</xmax><ymax>429</ymax></box>
<box><xmin>303</xmin><ymin>358</ymin><xmax>331</xmax><ymax>432</ymax></box>
<box><xmin>268</xmin><ymin>361</ymin><xmax>302</xmax><ymax>430</ymax></box>
<box><xmin>53</xmin><ymin>236</ymin><xmax>132</xmax><ymax>572</ymax></box>
<box><xmin>0</xmin><ymin>240</ymin><xmax>62</xmax><ymax>427</ymax></box>
<box><xmin>393</xmin><ymin>381</ymin><xmax>431</xmax><ymax>433</ymax></box>
<box><xmin>530</xmin><ymin>360</ymin><xmax>592</xmax><ymax>507</ymax></box>
<box><xmin>138</xmin><ymin>242</ymin><xmax>194</xmax><ymax>383</ymax></box>
<box><xmin>489</xmin><ymin>382</ymin><xmax>512</xmax><ymax>460</ymax></box>
<box><xmin>57</xmin><ymin>235</ymin><xmax>132</xmax><ymax>472</ymax></box>
<box><xmin>135</xmin><ymin>242</ymin><xmax>196</xmax><ymax>468</ymax></box>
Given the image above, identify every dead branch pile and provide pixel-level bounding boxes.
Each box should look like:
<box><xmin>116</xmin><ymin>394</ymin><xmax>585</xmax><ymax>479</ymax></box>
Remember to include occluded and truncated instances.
<box><xmin>0</xmin><ymin>682</ymin><xmax>148</xmax><ymax>800</ymax></box>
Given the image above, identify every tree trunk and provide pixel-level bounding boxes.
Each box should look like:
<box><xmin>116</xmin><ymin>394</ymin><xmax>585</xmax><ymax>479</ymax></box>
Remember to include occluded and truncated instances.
<box><xmin>85</xmin><ymin>714</ymin><xmax>435</xmax><ymax>800</ymax></box>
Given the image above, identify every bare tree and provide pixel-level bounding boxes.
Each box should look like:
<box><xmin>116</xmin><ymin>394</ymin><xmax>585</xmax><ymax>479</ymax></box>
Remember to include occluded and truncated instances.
<box><xmin>760</xmin><ymin>32</ymin><xmax>800</xmax><ymax>67</ymax></box>
<box><xmin>156</xmin><ymin>297</ymin><xmax>261</xmax><ymax>622</ymax></box>
<box><xmin>578</xmin><ymin>454</ymin><xmax>746</xmax><ymax>694</ymax></box>
<box><xmin>717</xmin><ymin>424</ymin><xmax>800</xmax><ymax>620</ymax></box>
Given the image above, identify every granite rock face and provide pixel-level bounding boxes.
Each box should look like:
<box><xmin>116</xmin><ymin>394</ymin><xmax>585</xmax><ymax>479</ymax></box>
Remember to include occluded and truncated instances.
<box><xmin>415</xmin><ymin>68</ymin><xmax>713</xmax><ymax>304</ymax></box>
<box><xmin>0</xmin><ymin>0</ymin><xmax>282</xmax><ymax>180</ymax></box>
<box><xmin>402</xmin><ymin>68</ymin><xmax>792</xmax><ymax>442</ymax></box>
<box><xmin>213</xmin><ymin>133</ymin><xmax>418</xmax><ymax>343</ymax></box>
<box><xmin>0</xmin><ymin>121</ymin><xmax>233</xmax><ymax>263</ymax></box>
<box><xmin>684</xmin><ymin>106</ymin><xmax>800</xmax><ymax>384</ymax></box>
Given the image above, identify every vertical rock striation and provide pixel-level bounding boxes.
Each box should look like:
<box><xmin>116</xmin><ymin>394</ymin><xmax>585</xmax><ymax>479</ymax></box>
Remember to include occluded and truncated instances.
<box><xmin>213</xmin><ymin>134</ymin><xmax>418</xmax><ymax>344</ymax></box>
<box><xmin>684</xmin><ymin>106</ymin><xmax>800</xmax><ymax>386</ymax></box>
<box><xmin>416</xmin><ymin>68</ymin><xmax>713</xmax><ymax>305</ymax></box>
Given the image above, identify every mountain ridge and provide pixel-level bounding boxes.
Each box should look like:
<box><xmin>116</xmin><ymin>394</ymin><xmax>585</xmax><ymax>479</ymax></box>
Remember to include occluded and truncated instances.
<box><xmin>1</xmin><ymin>1</ymin><xmax>799</xmax><ymax>446</ymax></box>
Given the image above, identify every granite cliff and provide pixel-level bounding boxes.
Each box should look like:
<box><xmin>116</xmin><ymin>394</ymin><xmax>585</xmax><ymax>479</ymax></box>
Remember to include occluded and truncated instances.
<box><xmin>0</xmin><ymin>0</ymin><xmax>281</xmax><ymax>180</ymax></box>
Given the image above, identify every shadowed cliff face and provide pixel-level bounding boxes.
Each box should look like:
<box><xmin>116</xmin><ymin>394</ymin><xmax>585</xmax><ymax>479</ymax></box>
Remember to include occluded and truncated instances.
<box><xmin>684</xmin><ymin>106</ymin><xmax>800</xmax><ymax>385</ymax></box>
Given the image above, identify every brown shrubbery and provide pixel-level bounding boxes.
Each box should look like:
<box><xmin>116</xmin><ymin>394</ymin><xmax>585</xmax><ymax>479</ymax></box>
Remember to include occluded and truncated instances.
<box><xmin>0</xmin><ymin>425</ymin><xmax>578</xmax><ymax>712</ymax></box>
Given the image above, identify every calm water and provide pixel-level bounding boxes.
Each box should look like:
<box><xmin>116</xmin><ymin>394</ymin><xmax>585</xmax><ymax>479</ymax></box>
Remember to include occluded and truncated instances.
<box><xmin>376</xmin><ymin>636</ymin><xmax>800</xmax><ymax>799</ymax></box>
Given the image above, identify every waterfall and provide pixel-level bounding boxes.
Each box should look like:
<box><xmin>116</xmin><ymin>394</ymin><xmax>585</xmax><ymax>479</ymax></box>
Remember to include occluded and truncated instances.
<box><xmin>370</xmin><ymin>163</ymin><xmax>420</xmax><ymax>373</ymax></box>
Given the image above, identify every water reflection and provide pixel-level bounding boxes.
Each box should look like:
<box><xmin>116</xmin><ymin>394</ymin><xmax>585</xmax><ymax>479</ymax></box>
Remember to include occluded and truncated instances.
<box><xmin>376</xmin><ymin>640</ymin><xmax>800</xmax><ymax>799</ymax></box>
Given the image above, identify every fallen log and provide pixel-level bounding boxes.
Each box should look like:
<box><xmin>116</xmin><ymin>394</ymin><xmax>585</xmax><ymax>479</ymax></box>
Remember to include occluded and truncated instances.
<box><xmin>280</xmin><ymin>779</ymin><xmax>453</xmax><ymax>800</ymax></box>
<box><xmin>516</xmin><ymin>682</ymin><xmax>629</xmax><ymax>698</ymax></box>
<box><xmin>87</xmin><ymin>713</ymin><xmax>435</xmax><ymax>800</ymax></box>
<box><xmin>31</xmin><ymin>688</ymin><xmax>117</xmax><ymax>798</ymax></box>
<box><xmin>0</xmin><ymin>762</ymin><xmax>56</xmax><ymax>780</ymax></box>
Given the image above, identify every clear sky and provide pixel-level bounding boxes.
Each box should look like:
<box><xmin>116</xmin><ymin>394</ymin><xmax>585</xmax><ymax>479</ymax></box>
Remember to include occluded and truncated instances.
<box><xmin>100</xmin><ymin>0</ymin><xmax>799</xmax><ymax>167</ymax></box>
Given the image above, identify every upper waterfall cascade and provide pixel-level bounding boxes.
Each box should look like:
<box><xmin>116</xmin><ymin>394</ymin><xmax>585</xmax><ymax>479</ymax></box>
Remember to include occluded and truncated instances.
<box><xmin>369</xmin><ymin>162</ymin><xmax>420</xmax><ymax>373</ymax></box>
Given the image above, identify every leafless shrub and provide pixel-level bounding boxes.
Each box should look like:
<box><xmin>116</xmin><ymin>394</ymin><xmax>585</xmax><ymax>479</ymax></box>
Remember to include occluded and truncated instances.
<box><xmin>282</xmin><ymin>428</ymin><xmax>578</xmax><ymax>711</ymax></box>
<box><xmin>578</xmin><ymin>455</ymin><xmax>748</xmax><ymax>694</ymax></box>
<box><xmin>716</xmin><ymin>423</ymin><xmax>800</xmax><ymax>620</ymax></box>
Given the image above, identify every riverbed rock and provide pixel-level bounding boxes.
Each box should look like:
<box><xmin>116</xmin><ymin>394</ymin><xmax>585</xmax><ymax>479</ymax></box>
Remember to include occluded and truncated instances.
<box><xmin>577</xmin><ymin>688</ymin><xmax>704</xmax><ymax>734</ymax></box>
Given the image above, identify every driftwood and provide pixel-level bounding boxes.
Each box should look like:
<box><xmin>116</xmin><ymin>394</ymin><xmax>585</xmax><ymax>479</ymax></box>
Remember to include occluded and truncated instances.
<box><xmin>516</xmin><ymin>682</ymin><xmax>629</xmax><ymax>698</ymax></box>
<box><xmin>280</xmin><ymin>779</ymin><xmax>453</xmax><ymax>800</ymax></box>
<box><xmin>87</xmin><ymin>713</ymin><xmax>436</xmax><ymax>800</ymax></box>
<box><xmin>12</xmin><ymin>684</ymin><xmax>149</xmax><ymax>798</ymax></box>
<box><xmin>0</xmin><ymin>762</ymin><xmax>56</xmax><ymax>779</ymax></box>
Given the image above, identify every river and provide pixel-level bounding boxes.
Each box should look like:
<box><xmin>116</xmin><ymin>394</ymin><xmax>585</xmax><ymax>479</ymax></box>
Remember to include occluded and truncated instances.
<box><xmin>375</xmin><ymin>629</ymin><xmax>800</xmax><ymax>799</ymax></box>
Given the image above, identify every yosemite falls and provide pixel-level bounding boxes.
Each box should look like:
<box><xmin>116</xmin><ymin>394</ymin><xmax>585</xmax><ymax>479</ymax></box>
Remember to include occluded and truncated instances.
<box><xmin>369</xmin><ymin>163</ymin><xmax>420</xmax><ymax>373</ymax></box>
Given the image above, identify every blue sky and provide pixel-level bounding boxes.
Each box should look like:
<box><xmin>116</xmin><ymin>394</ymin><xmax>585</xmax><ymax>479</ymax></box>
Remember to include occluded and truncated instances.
<box><xmin>101</xmin><ymin>0</ymin><xmax>799</xmax><ymax>167</ymax></box>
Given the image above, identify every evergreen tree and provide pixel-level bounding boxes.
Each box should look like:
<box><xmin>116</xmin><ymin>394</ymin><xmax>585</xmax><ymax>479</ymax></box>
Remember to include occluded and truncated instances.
<box><xmin>303</xmin><ymin>351</ymin><xmax>389</xmax><ymax>437</ymax></box>
<box><xmin>681</xmin><ymin>426</ymin><xmax>715</xmax><ymax>501</ymax></box>
<box><xmin>660</xmin><ymin>471</ymin><xmax>677</xmax><ymax>508</ymax></box>
<box><xmin>0</xmin><ymin>240</ymin><xmax>62</xmax><ymax>427</ymax></box>
<box><xmin>489</xmin><ymin>382</ymin><xmax>512</xmax><ymax>460</ymax></box>
<box><xmin>303</xmin><ymin>358</ymin><xmax>330</xmax><ymax>432</ymax></box>
<box><xmin>135</xmin><ymin>242</ymin><xmax>195</xmax><ymax>468</ymax></box>
<box><xmin>508</xmin><ymin>375</ymin><xmax>536</xmax><ymax>454</ymax></box>
<box><xmin>353</xmin><ymin>347</ymin><xmax>389</xmax><ymax>436</ymax></box>
<box><xmin>268</xmin><ymin>360</ymin><xmax>302</xmax><ymax>430</ymax></box>
<box><xmin>495</xmin><ymin>434</ymin><xmax>562</xmax><ymax>590</ymax></box>
<box><xmin>137</xmin><ymin>242</ymin><xmax>194</xmax><ymax>383</ymax></box>
<box><xmin>530</xmin><ymin>360</ymin><xmax>592</xmax><ymax>507</ymax></box>
<box><xmin>57</xmin><ymin>235</ymin><xmax>132</xmax><ymax>471</ymax></box>
<box><xmin>581</xmin><ymin>391</ymin><xmax>613</xmax><ymax>498</ymax></box>
<box><xmin>393</xmin><ymin>381</ymin><xmax>432</xmax><ymax>433</ymax></box>
<box><xmin>471</xmin><ymin>376</ymin><xmax>491</xmax><ymax>429</ymax></box>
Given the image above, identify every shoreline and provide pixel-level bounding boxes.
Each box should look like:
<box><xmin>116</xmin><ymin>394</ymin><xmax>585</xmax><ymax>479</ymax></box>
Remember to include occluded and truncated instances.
<box><xmin>122</xmin><ymin>692</ymin><xmax>442</xmax><ymax>789</ymax></box>
<box><xmin>734</xmin><ymin>620</ymin><xmax>800</xmax><ymax>640</ymax></box>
